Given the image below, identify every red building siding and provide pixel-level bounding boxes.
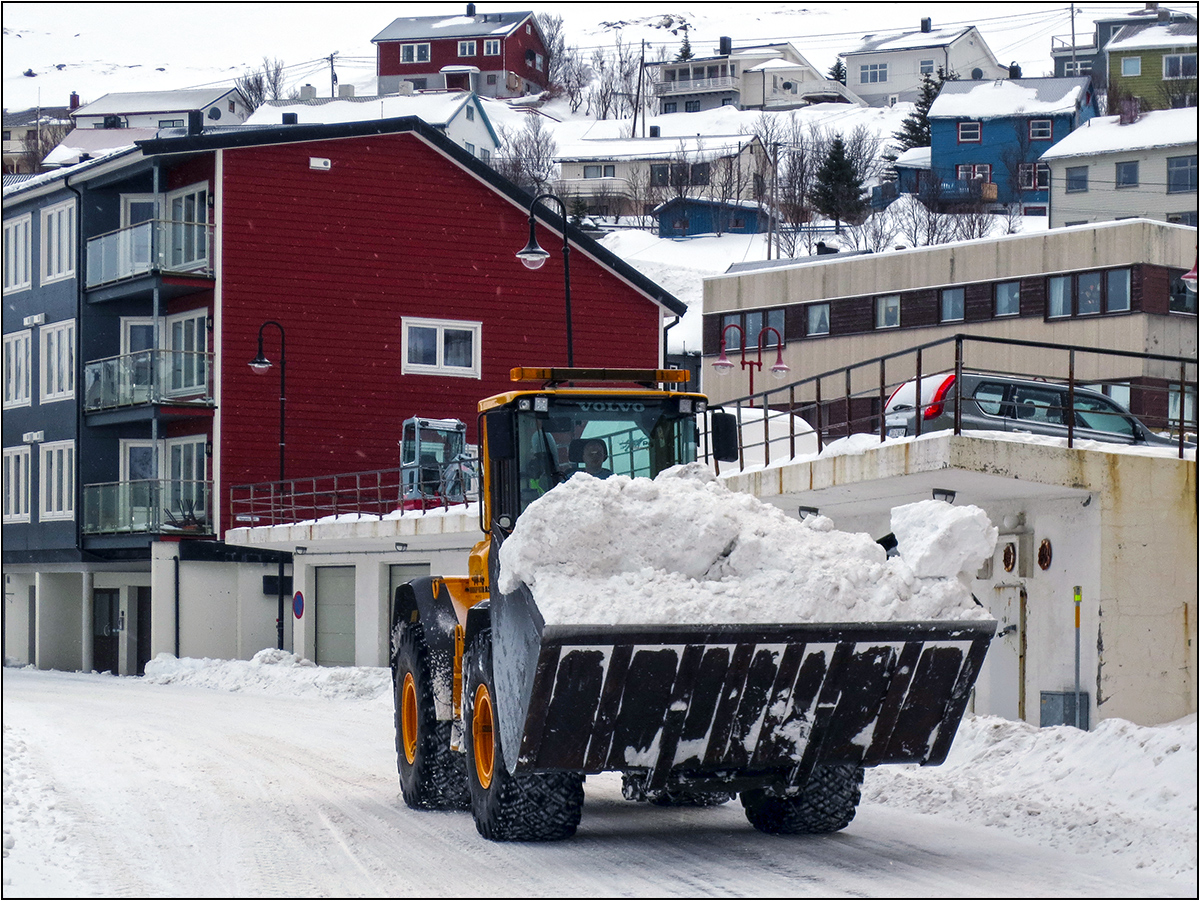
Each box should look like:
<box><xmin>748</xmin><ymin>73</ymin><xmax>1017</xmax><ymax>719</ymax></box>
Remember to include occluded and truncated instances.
<box><xmin>377</xmin><ymin>16</ymin><xmax>548</xmax><ymax>91</ymax></box>
<box><xmin>217</xmin><ymin>132</ymin><xmax>661</xmax><ymax>528</ymax></box>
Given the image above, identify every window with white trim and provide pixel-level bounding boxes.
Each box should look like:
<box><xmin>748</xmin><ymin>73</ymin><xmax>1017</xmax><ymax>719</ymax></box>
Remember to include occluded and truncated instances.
<box><xmin>39</xmin><ymin>439</ymin><xmax>75</xmax><ymax>521</ymax></box>
<box><xmin>920</xmin><ymin>59</ymin><xmax>934</xmax><ymax>76</ymax></box>
<box><xmin>1163</xmin><ymin>53</ymin><xmax>1195</xmax><ymax>79</ymax></box>
<box><xmin>484</xmin><ymin>39</ymin><xmax>501</xmax><ymax>56</ymax></box>
<box><xmin>458</xmin><ymin>40</ymin><xmax>476</xmax><ymax>57</ymax></box>
<box><xmin>4</xmin><ymin>330</ymin><xmax>32</xmax><ymax>408</ymax></box>
<box><xmin>956</xmin><ymin>163</ymin><xmax>991</xmax><ymax>182</ymax></box>
<box><xmin>3</xmin><ymin>213</ymin><xmax>32</xmax><ymax>293</ymax></box>
<box><xmin>166</xmin><ymin>183</ymin><xmax>209</xmax><ymax>270</ymax></box>
<box><xmin>1121</xmin><ymin>56</ymin><xmax>1140</xmax><ymax>77</ymax></box>
<box><xmin>860</xmin><ymin>63</ymin><xmax>887</xmax><ymax>84</ymax></box>
<box><xmin>957</xmin><ymin>121</ymin><xmax>981</xmax><ymax>143</ymax></box>
<box><xmin>39</xmin><ymin>200</ymin><xmax>76</xmax><ymax>284</ymax></box>
<box><xmin>3</xmin><ymin>446</ymin><xmax>31</xmax><ymax>523</ymax></box>
<box><xmin>40</xmin><ymin>320</ymin><xmax>75</xmax><ymax>402</ymax></box>
<box><xmin>1028</xmin><ymin>119</ymin><xmax>1052</xmax><ymax>140</ymax></box>
<box><xmin>401</xmin><ymin>317</ymin><xmax>481</xmax><ymax>378</ymax></box>
<box><xmin>1018</xmin><ymin>162</ymin><xmax>1050</xmax><ymax>190</ymax></box>
<box><xmin>875</xmin><ymin>295</ymin><xmax>900</xmax><ymax>329</ymax></box>
<box><xmin>465</xmin><ymin>142</ymin><xmax>476</xmax><ymax>156</ymax></box>
<box><xmin>401</xmin><ymin>43</ymin><xmax>431</xmax><ymax>63</ymax></box>
<box><xmin>167</xmin><ymin>309</ymin><xmax>208</xmax><ymax>394</ymax></box>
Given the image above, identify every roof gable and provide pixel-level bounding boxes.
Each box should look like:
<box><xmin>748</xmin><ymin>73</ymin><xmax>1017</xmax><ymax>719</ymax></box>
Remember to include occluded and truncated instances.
<box><xmin>844</xmin><ymin>25</ymin><xmax>974</xmax><ymax>56</ymax></box>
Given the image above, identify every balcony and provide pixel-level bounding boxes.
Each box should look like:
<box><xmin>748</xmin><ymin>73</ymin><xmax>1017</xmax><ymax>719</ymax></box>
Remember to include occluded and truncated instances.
<box><xmin>83</xmin><ymin>479</ymin><xmax>213</xmax><ymax>536</ymax></box>
<box><xmin>86</xmin><ymin>218</ymin><xmax>214</xmax><ymax>289</ymax></box>
<box><xmin>84</xmin><ymin>350</ymin><xmax>213</xmax><ymax>414</ymax></box>
<box><xmin>654</xmin><ymin>76</ymin><xmax>739</xmax><ymax>96</ymax></box>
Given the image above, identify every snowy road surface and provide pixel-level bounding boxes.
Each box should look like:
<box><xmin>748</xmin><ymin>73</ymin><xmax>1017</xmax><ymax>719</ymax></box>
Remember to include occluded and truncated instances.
<box><xmin>3</xmin><ymin>664</ymin><xmax>1193</xmax><ymax>898</ymax></box>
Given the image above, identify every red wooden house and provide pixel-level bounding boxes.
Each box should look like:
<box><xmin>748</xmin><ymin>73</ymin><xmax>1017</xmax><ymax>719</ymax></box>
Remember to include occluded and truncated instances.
<box><xmin>373</xmin><ymin>5</ymin><xmax>550</xmax><ymax>98</ymax></box>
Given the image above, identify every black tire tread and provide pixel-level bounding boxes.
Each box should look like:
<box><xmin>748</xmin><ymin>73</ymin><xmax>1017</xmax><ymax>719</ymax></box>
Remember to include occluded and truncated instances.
<box><xmin>741</xmin><ymin>764</ymin><xmax>864</xmax><ymax>835</ymax></box>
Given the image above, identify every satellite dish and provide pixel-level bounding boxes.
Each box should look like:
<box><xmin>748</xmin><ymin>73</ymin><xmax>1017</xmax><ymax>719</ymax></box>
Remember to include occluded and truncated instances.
<box><xmin>208</xmin><ymin>107</ymin><xmax>222</xmax><ymax>120</ymax></box>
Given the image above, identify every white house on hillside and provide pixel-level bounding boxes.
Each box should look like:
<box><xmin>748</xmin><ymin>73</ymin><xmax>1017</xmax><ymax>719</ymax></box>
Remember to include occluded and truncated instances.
<box><xmin>1039</xmin><ymin>106</ymin><xmax>1198</xmax><ymax>227</ymax></box>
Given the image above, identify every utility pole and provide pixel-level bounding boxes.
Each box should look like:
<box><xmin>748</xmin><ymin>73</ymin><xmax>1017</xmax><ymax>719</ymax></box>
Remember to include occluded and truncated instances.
<box><xmin>329</xmin><ymin>52</ymin><xmax>338</xmax><ymax>98</ymax></box>
<box><xmin>633</xmin><ymin>40</ymin><xmax>646</xmax><ymax>138</ymax></box>
<box><xmin>1070</xmin><ymin>4</ymin><xmax>1077</xmax><ymax>77</ymax></box>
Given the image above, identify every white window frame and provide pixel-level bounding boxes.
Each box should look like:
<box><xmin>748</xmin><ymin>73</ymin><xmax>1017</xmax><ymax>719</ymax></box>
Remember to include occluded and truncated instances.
<box><xmin>401</xmin><ymin>43</ymin><xmax>431</xmax><ymax>64</ymax></box>
<box><xmin>166</xmin><ymin>308</ymin><xmax>208</xmax><ymax>395</ymax></box>
<box><xmin>3</xmin><ymin>213</ymin><xmax>32</xmax><ymax>294</ymax></box>
<box><xmin>1163</xmin><ymin>53</ymin><xmax>1195</xmax><ymax>79</ymax></box>
<box><xmin>860</xmin><ymin>63</ymin><xmax>888</xmax><ymax>84</ymax></box>
<box><xmin>465</xmin><ymin>142</ymin><xmax>476</xmax><ymax>157</ymax></box>
<box><xmin>401</xmin><ymin>317</ymin><xmax>482</xmax><ymax>379</ymax></box>
<box><xmin>875</xmin><ymin>295</ymin><xmax>900</xmax><ymax>329</ymax></box>
<box><xmin>1121</xmin><ymin>56</ymin><xmax>1141</xmax><ymax>77</ymax></box>
<box><xmin>39</xmin><ymin>439</ymin><xmax>75</xmax><ymax>521</ymax></box>
<box><xmin>165</xmin><ymin>182</ymin><xmax>210</xmax><ymax>269</ymax></box>
<box><xmin>4</xmin><ymin>329</ymin><xmax>32</xmax><ymax>409</ymax></box>
<box><xmin>40</xmin><ymin>319</ymin><xmax>75</xmax><ymax>403</ymax></box>
<box><xmin>458</xmin><ymin>40</ymin><xmax>476</xmax><ymax>57</ymax></box>
<box><xmin>484</xmin><ymin>39</ymin><xmax>501</xmax><ymax>56</ymax></box>
<box><xmin>1028</xmin><ymin>119</ymin><xmax>1052</xmax><ymax>141</ymax></box>
<box><xmin>3</xmin><ymin>445</ymin><xmax>32</xmax><ymax>523</ymax></box>
<box><xmin>958</xmin><ymin>121</ymin><xmax>981</xmax><ymax>143</ymax></box>
<box><xmin>39</xmin><ymin>199</ymin><xmax>76</xmax><ymax>285</ymax></box>
<box><xmin>920</xmin><ymin>59</ymin><xmax>934</xmax><ymax>76</ymax></box>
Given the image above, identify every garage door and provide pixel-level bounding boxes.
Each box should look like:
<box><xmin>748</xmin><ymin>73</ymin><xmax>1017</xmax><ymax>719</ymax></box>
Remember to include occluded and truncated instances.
<box><xmin>315</xmin><ymin>566</ymin><xmax>356</xmax><ymax>667</ymax></box>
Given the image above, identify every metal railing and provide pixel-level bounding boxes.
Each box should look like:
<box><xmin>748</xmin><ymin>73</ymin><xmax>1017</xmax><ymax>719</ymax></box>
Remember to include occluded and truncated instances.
<box><xmin>83</xmin><ymin>479</ymin><xmax>213</xmax><ymax>535</ymax></box>
<box><xmin>83</xmin><ymin>349</ymin><xmax>213</xmax><ymax>411</ymax></box>
<box><xmin>85</xmin><ymin>219</ymin><xmax>214</xmax><ymax>287</ymax></box>
<box><xmin>655</xmin><ymin>76</ymin><xmax>740</xmax><ymax>96</ymax></box>
<box><xmin>700</xmin><ymin>335</ymin><xmax>1197</xmax><ymax>472</ymax></box>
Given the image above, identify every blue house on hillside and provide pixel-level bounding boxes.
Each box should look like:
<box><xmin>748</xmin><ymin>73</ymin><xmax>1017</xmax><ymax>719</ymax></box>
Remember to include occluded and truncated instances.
<box><xmin>911</xmin><ymin>76</ymin><xmax>1098</xmax><ymax>213</ymax></box>
<box><xmin>655</xmin><ymin>197</ymin><xmax>768</xmax><ymax>237</ymax></box>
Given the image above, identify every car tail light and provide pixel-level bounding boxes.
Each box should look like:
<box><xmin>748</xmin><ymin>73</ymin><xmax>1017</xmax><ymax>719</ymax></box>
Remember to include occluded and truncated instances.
<box><xmin>924</xmin><ymin>375</ymin><xmax>956</xmax><ymax>420</ymax></box>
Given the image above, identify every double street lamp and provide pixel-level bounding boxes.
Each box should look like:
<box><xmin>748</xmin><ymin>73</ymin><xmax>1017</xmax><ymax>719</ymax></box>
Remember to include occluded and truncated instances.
<box><xmin>712</xmin><ymin>324</ymin><xmax>790</xmax><ymax>403</ymax></box>
<box><xmin>248</xmin><ymin>320</ymin><xmax>287</xmax><ymax>650</ymax></box>
<box><xmin>515</xmin><ymin>193</ymin><xmax>574</xmax><ymax>366</ymax></box>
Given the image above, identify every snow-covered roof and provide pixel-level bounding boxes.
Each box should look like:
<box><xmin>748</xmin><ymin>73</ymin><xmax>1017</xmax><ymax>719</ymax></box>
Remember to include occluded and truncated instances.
<box><xmin>1038</xmin><ymin>107</ymin><xmax>1198</xmax><ymax>161</ymax></box>
<box><xmin>557</xmin><ymin>134</ymin><xmax>755</xmax><ymax>163</ymax></box>
<box><xmin>653</xmin><ymin>196</ymin><xmax>765</xmax><ymax>213</ymax></box>
<box><xmin>3</xmin><ymin>106</ymin><xmax>73</xmax><ymax>128</ymax></box>
<box><xmin>2</xmin><ymin>144</ymin><xmax>140</xmax><ymax>199</ymax></box>
<box><xmin>72</xmin><ymin>88</ymin><xmax>242</xmax><ymax>118</ymax></box>
<box><xmin>894</xmin><ymin>145</ymin><xmax>932</xmax><ymax>169</ymax></box>
<box><xmin>42</xmin><ymin>126</ymin><xmax>157</xmax><ymax>168</ymax></box>
<box><xmin>929</xmin><ymin>77</ymin><xmax>1092</xmax><ymax>119</ymax></box>
<box><xmin>845</xmin><ymin>25</ymin><xmax>974</xmax><ymax>56</ymax></box>
<box><xmin>1106</xmin><ymin>20</ymin><xmax>1197</xmax><ymax>51</ymax></box>
<box><xmin>372</xmin><ymin>10</ymin><xmax>533</xmax><ymax>42</ymax></box>
<box><xmin>745</xmin><ymin>58</ymin><xmax>807</xmax><ymax>72</ymax></box>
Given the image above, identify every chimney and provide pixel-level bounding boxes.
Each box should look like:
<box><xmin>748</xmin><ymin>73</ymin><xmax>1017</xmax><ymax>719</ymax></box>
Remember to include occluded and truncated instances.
<box><xmin>187</xmin><ymin>109</ymin><xmax>203</xmax><ymax>135</ymax></box>
<box><xmin>1157</xmin><ymin>7</ymin><xmax>1170</xmax><ymax>21</ymax></box>
<box><xmin>649</xmin><ymin>125</ymin><xmax>661</xmax><ymax>137</ymax></box>
<box><xmin>719</xmin><ymin>36</ymin><xmax>732</xmax><ymax>56</ymax></box>
<box><xmin>920</xmin><ymin>17</ymin><xmax>932</xmax><ymax>33</ymax></box>
<box><xmin>300</xmin><ymin>83</ymin><xmax>317</xmax><ymax>101</ymax></box>
<box><xmin>282</xmin><ymin>112</ymin><xmax>299</xmax><ymax>125</ymax></box>
<box><xmin>69</xmin><ymin>91</ymin><xmax>80</xmax><ymax>110</ymax></box>
<box><xmin>467</xmin><ymin>2</ymin><xmax>476</xmax><ymax>15</ymax></box>
<box><xmin>338</xmin><ymin>84</ymin><xmax>355</xmax><ymax>98</ymax></box>
<box><xmin>1008</xmin><ymin>62</ymin><xmax>1022</xmax><ymax>78</ymax></box>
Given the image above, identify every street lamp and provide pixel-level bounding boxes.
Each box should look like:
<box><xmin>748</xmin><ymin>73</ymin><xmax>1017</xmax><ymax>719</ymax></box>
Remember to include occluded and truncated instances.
<box><xmin>712</xmin><ymin>323</ymin><xmax>789</xmax><ymax>403</ymax></box>
<box><xmin>248</xmin><ymin>320</ymin><xmax>287</xmax><ymax>651</ymax></box>
<box><xmin>1182</xmin><ymin>255</ymin><xmax>1198</xmax><ymax>295</ymax></box>
<box><xmin>515</xmin><ymin>193</ymin><xmax>574</xmax><ymax>367</ymax></box>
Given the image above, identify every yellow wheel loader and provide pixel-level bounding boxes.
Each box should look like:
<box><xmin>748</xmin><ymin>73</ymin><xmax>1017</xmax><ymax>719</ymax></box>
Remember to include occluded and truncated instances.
<box><xmin>391</xmin><ymin>367</ymin><xmax>994</xmax><ymax>841</ymax></box>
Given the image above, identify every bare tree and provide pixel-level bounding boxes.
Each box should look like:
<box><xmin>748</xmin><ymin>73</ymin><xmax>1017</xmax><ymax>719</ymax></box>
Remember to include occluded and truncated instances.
<box><xmin>586</xmin><ymin>33</ymin><xmax>641</xmax><ymax>120</ymax></box>
<box><xmin>891</xmin><ymin>189</ymin><xmax>957</xmax><ymax>247</ymax></box>
<box><xmin>623</xmin><ymin>163</ymin><xmax>656</xmax><ymax>228</ymax></box>
<box><xmin>844</xmin><ymin>207</ymin><xmax>900</xmax><ymax>252</ymax></box>
<box><xmin>19</xmin><ymin>119</ymin><xmax>71</xmax><ymax>172</ymax></box>
<box><xmin>841</xmin><ymin>123</ymin><xmax>887</xmax><ymax>187</ymax></box>
<box><xmin>706</xmin><ymin>149</ymin><xmax>751</xmax><ymax>236</ymax></box>
<box><xmin>236</xmin><ymin>57</ymin><xmax>287</xmax><ymax>113</ymax></box>
<box><xmin>536</xmin><ymin>13</ymin><xmax>567</xmax><ymax>87</ymax></box>
<box><xmin>951</xmin><ymin>200</ymin><xmax>997</xmax><ymax>241</ymax></box>
<box><xmin>495</xmin><ymin>115</ymin><xmax>559</xmax><ymax>193</ymax></box>
<box><xmin>558</xmin><ymin>46</ymin><xmax>591</xmax><ymax>114</ymax></box>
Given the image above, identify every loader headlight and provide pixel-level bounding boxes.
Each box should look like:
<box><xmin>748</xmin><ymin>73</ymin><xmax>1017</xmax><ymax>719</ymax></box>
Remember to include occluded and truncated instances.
<box><xmin>677</xmin><ymin>398</ymin><xmax>694</xmax><ymax>414</ymax></box>
<box><xmin>534</xmin><ymin>396</ymin><xmax>549</xmax><ymax>412</ymax></box>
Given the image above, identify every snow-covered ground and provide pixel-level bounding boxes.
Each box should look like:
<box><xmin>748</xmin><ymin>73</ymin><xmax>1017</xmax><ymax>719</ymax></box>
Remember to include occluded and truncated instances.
<box><xmin>3</xmin><ymin>655</ymin><xmax>1194</xmax><ymax>897</ymax></box>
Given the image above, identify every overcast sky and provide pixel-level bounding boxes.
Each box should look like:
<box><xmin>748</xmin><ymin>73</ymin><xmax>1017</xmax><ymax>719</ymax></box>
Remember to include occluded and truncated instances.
<box><xmin>2</xmin><ymin>2</ymin><xmax>1135</xmax><ymax>111</ymax></box>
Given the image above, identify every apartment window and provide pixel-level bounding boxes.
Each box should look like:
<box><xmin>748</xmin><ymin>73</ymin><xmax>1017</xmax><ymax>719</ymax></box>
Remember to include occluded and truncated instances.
<box><xmin>1077</xmin><ymin>271</ymin><xmax>1103</xmax><ymax>315</ymax></box>
<box><xmin>860</xmin><ymin>63</ymin><xmax>888</xmax><ymax>84</ymax></box>
<box><xmin>1018</xmin><ymin>163</ymin><xmax>1050</xmax><ymax>190</ymax></box>
<box><xmin>1023</xmin><ymin>205</ymin><xmax>1047</xmax><ymax>216</ymax></box>
<box><xmin>1121</xmin><ymin>56</ymin><xmax>1141</xmax><ymax>77</ymax></box>
<box><xmin>3</xmin><ymin>213</ymin><xmax>31</xmax><ymax>293</ymax></box>
<box><xmin>920</xmin><ymin>59</ymin><xmax>934</xmax><ymax>76</ymax></box>
<box><xmin>465</xmin><ymin>142</ymin><xmax>476</xmax><ymax>156</ymax></box>
<box><xmin>1047</xmin><ymin>269</ymin><xmax>1132</xmax><ymax>318</ymax></box>
<box><xmin>685</xmin><ymin>100</ymin><xmax>701</xmax><ymax>113</ymax></box>
<box><xmin>995</xmin><ymin>281</ymin><xmax>1021</xmax><ymax>317</ymax></box>
<box><xmin>166</xmin><ymin>183</ymin><xmax>209</xmax><ymax>269</ymax></box>
<box><xmin>3</xmin><ymin>446</ymin><xmax>31</xmax><ymax>523</ymax></box>
<box><xmin>690</xmin><ymin>162</ymin><xmax>710</xmax><ymax>185</ymax></box>
<box><xmin>1168</xmin><ymin>211</ymin><xmax>1198</xmax><ymax>227</ymax></box>
<box><xmin>168</xmin><ymin>309</ymin><xmax>208</xmax><ymax>394</ymax></box>
<box><xmin>1167</xmin><ymin>156</ymin><xmax>1197</xmax><ymax>194</ymax></box>
<box><xmin>650</xmin><ymin>163</ymin><xmax>669</xmax><ymax>186</ymax></box>
<box><xmin>584</xmin><ymin>165</ymin><xmax>602</xmax><ymax>178</ymax></box>
<box><xmin>484</xmin><ymin>39</ymin><xmax>501</xmax><ymax>56</ymax></box>
<box><xmin>1065</xmin><ymin>166</ymin><xmax>1088</xmax><ymax>192</ymax></box>
<box><xmin>662</xmin><ymin>102</ymin><xmax>678</xmax><ymax>114</ymax></box>
<box><xmin>940</xmin><ymin>288</ymin><xmax>965</xmax><ymax>323</ymax></box>
<box><xmin>401</xmin><ymin>43</ymin><xmax>431</xmax><ymax>64</ymax></box>
<box><xmin>957</xmin><ymin>121</ymin><xmax>981</xmax><ymax>143</ymax></box>
<box><xmin>1163</xmin><ymin>53</ymin><xmax>1196</xmax><ymax>79</ymax></box>
<box><xmin>875</xmin><ymin>295</ymin><xmax>900</xmax><ymax>329</ymax></box>
<box><xmin>1111</xmin><ymin>160</ymin><xmax>1138</xmax><ymax>189</ymax></box>
<box><xmin>158</xmin><ymin>118</ymin><xmax>184</xmax><ymax>128</ymax></box>
<box><xmin>603</xmin><ymin>165</ymin><xmax>615</xmax><ymax>178</ymax></box>
<box><xmin>720</xmin><ymin>309</ymin><xmax>785</xmax><ymax>348</ymax></box>
<box><xmin>402</xmin><ymin>317</ymin><xmax>481</xmax><ymax>378</ymax></box>
<box><xmin>40</xmin><ymin>200</ymin><xmax>76</xmax><ymax>285</ymax></box>
<box><xmin>1028</xmin><ymin>119</ymin><xmax>1052</xmax><ymax>140</ymax></box>
<box><xmin>1063</xmin><ymin>60</ymin><xmax>1092</xmax><ymax>76</ymax></box>
<box><xmin>166</xmin><ymin>435</ymin><xmax>207</xmax><ymax>519</ymax></box>
<box><xmin>1170</xmin><ymin>385</ymin><xmax>1198</xmax><ymax>430</ymax></box>
<box><xmin>39</xmin><ymin>440</ymin><xmax>75</xmax><ymax>521</ymax></box>
<box><xmin>40</xmin><ymin>320</ymin><xmax>75</xmax><ymax>402</ymax></box>
<box><xmin>4</xmin><ymin>330</ymin><xmax>32</xmax><ymax>408</ymax></box>
<box><xmin>458</xmin><ymin>40</ymin><xmax>476</xmax><ymax>57</ymax></box>
<box><xmin>806</xmin><ymin>303</ymin><xmax>830</xmax><ymax>337</ymax></box>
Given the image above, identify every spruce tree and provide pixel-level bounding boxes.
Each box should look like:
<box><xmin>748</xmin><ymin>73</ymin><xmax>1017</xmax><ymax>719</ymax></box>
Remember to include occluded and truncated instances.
<box><xmin>893</xmin><ymin>67</ymin><xmax>957</xmax><ymax>151</ymax></box>
<box><xmin>677</xmin><ymin>31</ymin><xmax>693</xmax><ymax>61</ymax></box>
<box><xmin>812</xmin><ymin>136</ymin><xmax>867</xmax><ymax>231</ymax></box>
<box><xmin>828</xmin><ymin>58</ymin><xmax>846</xmax><ymax>86</ymax></box>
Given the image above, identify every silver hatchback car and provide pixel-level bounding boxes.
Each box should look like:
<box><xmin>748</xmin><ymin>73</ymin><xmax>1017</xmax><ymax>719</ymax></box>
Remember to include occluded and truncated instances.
<box><xmin>884</xmin><ymin>372</ymin><xmax>1181</xmax><ymax>447</ymax></box>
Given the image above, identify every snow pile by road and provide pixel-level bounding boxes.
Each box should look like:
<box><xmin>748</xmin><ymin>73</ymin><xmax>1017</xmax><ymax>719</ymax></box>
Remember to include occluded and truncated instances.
<box><xmin>143</xmin><ymin>648</ymin><xmax>390</xmax><ymax>701</ymax></box>
<box><xmin>864</xmin><ymin>713</ymin><xmax>1198</xmax><ymax>881</ymax></box>
<box><xmin>497</xmin><ymin>463</ymin><xmax>995</xmax><ymax>625</ymax></box>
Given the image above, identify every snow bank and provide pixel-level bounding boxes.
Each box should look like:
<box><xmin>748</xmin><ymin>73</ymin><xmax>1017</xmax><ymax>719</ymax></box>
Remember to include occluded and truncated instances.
<box><xmin>892</xmin><ymin>499</ymin><xmax>998</xmax><ymax>578</ymax></box>
<box><xmin>143</xmin><ymin>648</ymin><xmax>390</xmax><ymax>701</ymax></box>
<box><xmin>497</xmin><ymin>463</ymin><xmax>994</xmax><ymax>625</ymax></box>
<box><xmin>865</xmin><ymin>713</ymin><xmax>1198</xmax><ymax>881</ymax></box>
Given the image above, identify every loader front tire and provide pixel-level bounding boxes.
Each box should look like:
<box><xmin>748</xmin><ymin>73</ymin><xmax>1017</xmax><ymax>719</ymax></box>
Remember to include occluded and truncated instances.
<box><xmin>741</xmin><ymin>764</ymin><xmax>864</xmax><ymax>835</ymax></box>
<box><xmin>463</xmin><ymin>632</ymin><xmax>584</xmax><ymax>841</ymax></box>
<box><xmin>393</xmin><ymin>622</ymin><xmax>469</xmax><ymax>811</ymax></box>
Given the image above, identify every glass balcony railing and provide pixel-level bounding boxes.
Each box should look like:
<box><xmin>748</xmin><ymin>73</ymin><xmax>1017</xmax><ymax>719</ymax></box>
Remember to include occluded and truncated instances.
<box><xmin>83</xmin><ymin>350</ymin><xmax>213</xmax><ymax>412</ymax></box>
<box><xmin>83</xmin><ymin>479</ymin><xmax>213</xmax><ymax>535</ymax></box>
<box><xmin>85</xmin><ymin>218</ymin><xmax>214</xmax><ymax>288</ymax></box>
<box><xmin>654</xmin><ymin>75</ymin><xmax>740</xmax><ymax>96</ymax></box>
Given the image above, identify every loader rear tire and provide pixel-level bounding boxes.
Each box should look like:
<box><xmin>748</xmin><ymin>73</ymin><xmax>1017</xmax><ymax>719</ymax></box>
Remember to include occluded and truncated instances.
<box><xmin>741</xmin><ymin>764</ymin><xmax>864</xmax><ymax>835</ymax></box>
<box><xmin>463</xmin><ymin>632</ymin><xmax>584</xmax><ymax>841</ymax></box>
<box><xmin>393</xmin><ymin>622</ymin><xmax>469</xmax><ymax>811</ymax></box>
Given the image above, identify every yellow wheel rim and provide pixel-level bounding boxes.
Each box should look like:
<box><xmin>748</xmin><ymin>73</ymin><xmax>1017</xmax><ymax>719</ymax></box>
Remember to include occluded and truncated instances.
<box><xmin>401</xmin><ymin>672</ymin><xmax>418</xmax><ymax>766</ymax></box>
<box><xmin>473</xmin><ymin>682</ymin><xmax>495</xmax><ymax>789</ymax></box>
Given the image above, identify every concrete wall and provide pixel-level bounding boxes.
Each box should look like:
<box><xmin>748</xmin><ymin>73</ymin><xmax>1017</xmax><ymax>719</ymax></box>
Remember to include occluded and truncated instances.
<box><xmin>34</xmin><ymin>572</ymin><xmax>83</xmax><ymax>672</ymax></box>
<box><xmin>3</xmin><ymin>571</ymin><xmax>36</xmax><ymax>665</ymax></box>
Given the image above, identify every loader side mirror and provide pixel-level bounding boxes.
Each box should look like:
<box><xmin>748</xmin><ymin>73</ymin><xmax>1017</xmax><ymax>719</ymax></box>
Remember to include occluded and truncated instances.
<box><xmin>711</xmin><ymin>411</ymin><xmax>739</xmax><ymax>462</ymax></box>
<box><xmin>486</xmin><ymin>410</ymin><xmax>515</xmax><ymax>460</ymax></box>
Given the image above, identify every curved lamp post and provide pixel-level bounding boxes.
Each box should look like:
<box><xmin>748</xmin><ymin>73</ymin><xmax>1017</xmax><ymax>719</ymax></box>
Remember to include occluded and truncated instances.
<box><xmin>248</xmin><ymin>320</ymin><xmax>287</xmax><ymax>650</ymax></box>
<box><xmin>515</xmin><ymin>193</ymin><xmax>573</xmax><ymax>366</ymax></box>
<box><xmin>712</xmin><ymin>323</ymin><xmax>789</xmax><ymax>404</ymax></box>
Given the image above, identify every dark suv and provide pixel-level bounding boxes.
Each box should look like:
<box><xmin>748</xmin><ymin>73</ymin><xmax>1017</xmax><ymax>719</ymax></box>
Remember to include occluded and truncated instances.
<box><xmin>884</xmin><ymin>373</ymin><xmax>1182</xmax><ymax>447</ymax></box>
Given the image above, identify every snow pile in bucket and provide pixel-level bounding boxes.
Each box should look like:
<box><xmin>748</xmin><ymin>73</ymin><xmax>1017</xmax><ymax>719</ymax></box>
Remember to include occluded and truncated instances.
<box><xmin>497</xmin><ymin>463</ymin><xmax>996</xmax><ymax>625</ymax></box>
